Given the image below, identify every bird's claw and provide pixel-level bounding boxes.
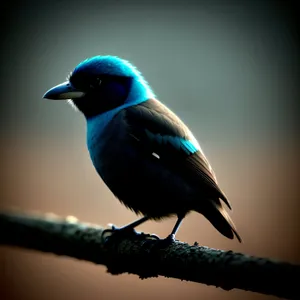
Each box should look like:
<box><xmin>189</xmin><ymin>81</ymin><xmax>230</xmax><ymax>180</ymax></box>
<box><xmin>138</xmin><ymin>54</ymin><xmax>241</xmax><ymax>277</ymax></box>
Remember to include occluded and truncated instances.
<box><xmin>101</xmin><ymin>224</ymin><xmax>160</xmax><ymax>243</ymax></box>
<box><xmin>166</xmin><ymin>233</ymin><xmax>176</xmax><ymax>243</ymax></box>
<box><xmin>139</xmin><ymin>232</ymin><xmax>161</xmax><ymax>240</ymax></box>
<box><xmin>151</xmin><ymin>234</ymin><xmax>177</xmax><ymax>249</ymax></box>
<box><xmin>101</xmin><ymin>224</ymin><xmax>136</xmax><ymax>242</ymax></box>
<box><xmin>163</xmin><ymin>233</ymin><xmax>177</xmax><ymax>244</ymax></box>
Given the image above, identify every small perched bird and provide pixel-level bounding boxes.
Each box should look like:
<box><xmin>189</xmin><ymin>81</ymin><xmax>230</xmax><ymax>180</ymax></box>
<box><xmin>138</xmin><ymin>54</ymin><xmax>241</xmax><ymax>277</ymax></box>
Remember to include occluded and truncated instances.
<box><xmin>43</xmin><ymin>55</ymin><xmax>241</xmax><ymax>243</ymax></box>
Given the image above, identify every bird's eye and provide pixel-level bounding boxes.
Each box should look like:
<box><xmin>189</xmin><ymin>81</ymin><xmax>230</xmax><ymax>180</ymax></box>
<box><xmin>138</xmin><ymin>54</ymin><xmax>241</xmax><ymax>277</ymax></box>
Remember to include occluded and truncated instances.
<box><xmin>89</xmin><ymin>77</ymin><xmax>102</xmax><ymax>89</ymax></box>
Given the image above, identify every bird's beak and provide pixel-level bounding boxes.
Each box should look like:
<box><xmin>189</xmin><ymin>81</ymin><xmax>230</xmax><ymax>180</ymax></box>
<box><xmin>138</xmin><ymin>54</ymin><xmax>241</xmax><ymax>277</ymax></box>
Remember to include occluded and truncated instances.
<box><xmin>43</xmin><ymin>81</ymin><xmax>85</xmax><ymax>100</ymax></box>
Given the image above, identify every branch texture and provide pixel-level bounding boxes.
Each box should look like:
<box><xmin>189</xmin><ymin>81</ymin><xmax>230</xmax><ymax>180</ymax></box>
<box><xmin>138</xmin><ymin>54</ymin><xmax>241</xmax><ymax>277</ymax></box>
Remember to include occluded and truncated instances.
<box><xmin>0</xmin><ymin>211</ymin><xmax>299</xmax><ymax>299</ymax></box>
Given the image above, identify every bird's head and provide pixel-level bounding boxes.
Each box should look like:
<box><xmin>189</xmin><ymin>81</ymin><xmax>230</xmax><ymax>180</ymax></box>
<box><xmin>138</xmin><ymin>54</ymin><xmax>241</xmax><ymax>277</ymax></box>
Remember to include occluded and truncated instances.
<box><xmin>43</xmin><ymin>56</ymin><xmax>154</xmax><ymax>118</ymax></box>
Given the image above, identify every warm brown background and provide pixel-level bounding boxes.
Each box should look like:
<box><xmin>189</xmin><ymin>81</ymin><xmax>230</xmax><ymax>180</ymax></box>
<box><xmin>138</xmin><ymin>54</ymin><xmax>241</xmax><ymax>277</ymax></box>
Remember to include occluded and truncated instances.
<box><xmin>0</xmin><ymin>0</ymin><xmax>299</xmax><ymax>299</ymax></box>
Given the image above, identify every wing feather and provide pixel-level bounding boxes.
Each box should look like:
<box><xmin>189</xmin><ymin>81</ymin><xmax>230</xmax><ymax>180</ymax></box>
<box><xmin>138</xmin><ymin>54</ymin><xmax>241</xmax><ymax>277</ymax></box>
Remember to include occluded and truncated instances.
<box><xmin>124</xmin><ymin>99</ymin><xmax>231</xmax><ymax>209</ymax></box>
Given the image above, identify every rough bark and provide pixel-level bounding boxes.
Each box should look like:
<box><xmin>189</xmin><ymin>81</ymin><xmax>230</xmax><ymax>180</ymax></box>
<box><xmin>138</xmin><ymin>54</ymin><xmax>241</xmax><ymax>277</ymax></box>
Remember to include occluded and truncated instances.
<box><xmin>0</xmin><ymin>211</ymin><xmax>299</xmax><ymax>299</ymax></box>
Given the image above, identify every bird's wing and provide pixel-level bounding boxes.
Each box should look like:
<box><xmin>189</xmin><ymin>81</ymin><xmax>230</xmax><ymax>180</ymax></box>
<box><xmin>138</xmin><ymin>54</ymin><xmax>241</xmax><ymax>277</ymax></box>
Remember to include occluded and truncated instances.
<box><xmin>123</xmin><ymin>98</ymin><xmax>231</xmax><ymax>209</ymax></box>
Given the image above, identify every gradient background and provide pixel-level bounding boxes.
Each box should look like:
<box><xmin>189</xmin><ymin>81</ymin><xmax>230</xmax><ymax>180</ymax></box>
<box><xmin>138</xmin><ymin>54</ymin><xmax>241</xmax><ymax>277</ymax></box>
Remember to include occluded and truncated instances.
<box><xmin>0</xmin><ymin>0</ymin><xmax>299</xmax><ymax>299</ymax></box>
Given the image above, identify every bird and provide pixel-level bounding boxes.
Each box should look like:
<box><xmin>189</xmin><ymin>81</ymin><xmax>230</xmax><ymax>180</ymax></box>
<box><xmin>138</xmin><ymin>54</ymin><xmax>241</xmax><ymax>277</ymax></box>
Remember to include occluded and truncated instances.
<box><xmin>43</xmin><ymin>55</ymin><xmax>242</xmax><ymax>243</ymax></box>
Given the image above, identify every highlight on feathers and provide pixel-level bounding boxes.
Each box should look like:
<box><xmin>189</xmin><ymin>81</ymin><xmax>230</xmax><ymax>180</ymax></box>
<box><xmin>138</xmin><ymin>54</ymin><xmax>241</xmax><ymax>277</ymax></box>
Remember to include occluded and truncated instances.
<box><xmin>72</xmin><ymin>55</ymin><xmax>156</xmax><ymax>99</ymax></box>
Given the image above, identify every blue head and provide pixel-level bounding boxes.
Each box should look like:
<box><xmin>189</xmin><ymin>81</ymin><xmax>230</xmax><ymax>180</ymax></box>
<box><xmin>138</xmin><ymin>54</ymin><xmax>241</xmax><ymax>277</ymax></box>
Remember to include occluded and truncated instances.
<box><xmin>43</xmin><ymin>56</ymin><xmax>155</xmax><ymax>118</ymax></box>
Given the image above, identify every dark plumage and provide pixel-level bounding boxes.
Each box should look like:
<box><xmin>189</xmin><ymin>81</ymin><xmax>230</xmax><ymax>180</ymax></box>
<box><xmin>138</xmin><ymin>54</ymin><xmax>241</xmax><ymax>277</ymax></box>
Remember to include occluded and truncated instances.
<box><xmin>43</xmin><ymin>55</ymin><xmax>242</xmax><ymax>243</ymax></box>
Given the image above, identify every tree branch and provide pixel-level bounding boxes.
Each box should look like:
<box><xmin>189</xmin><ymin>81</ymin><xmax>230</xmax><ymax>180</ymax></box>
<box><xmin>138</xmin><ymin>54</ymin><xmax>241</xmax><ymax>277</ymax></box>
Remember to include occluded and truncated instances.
<box><xmin>0</xmin><ymin>211</ymin><xmax>299</xmax><ymax>299</ymax></box>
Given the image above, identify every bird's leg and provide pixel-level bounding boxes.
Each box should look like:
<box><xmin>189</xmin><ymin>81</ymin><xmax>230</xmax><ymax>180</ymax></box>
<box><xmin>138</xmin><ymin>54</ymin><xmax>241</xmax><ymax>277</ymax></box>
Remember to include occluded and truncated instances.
<box><xmin>168</xmin><ymin>215</ymin><xmax>184</xmax><ymax>241</ymax></box>
<box><xmin>170</xmin><ymin>216</ymin><xmax>184</xmax><ymax>238</ymax></box>
<box><xmin>109</xmin><ymin>216</ymin><xmax>149</xmax><ymax>231</ymax></box>
<box><xmin>160</xmin><ymin>215</ymin><xmax>185</xmax><ymax>246</ymax></box>
<box><xmin>102</xmin><ymin>216</ymin><xmax>160</xmax><ymax>242</ymax></box>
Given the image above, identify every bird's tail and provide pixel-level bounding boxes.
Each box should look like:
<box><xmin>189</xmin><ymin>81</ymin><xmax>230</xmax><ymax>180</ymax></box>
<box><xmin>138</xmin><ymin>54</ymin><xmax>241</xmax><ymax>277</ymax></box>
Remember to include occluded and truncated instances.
<box><xmin>196</xmin><ymin>200</ymin><xmax>242</xmax><ymax>243</ymax></box>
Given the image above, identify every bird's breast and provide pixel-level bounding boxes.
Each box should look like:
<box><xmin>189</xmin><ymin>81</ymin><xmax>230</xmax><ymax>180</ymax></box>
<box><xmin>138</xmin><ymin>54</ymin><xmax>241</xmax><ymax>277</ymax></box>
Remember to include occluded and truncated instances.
<box><xmin>86</xmin><ymin>108</ymin><xmax>130</xmax><ymax>179</ymax></box>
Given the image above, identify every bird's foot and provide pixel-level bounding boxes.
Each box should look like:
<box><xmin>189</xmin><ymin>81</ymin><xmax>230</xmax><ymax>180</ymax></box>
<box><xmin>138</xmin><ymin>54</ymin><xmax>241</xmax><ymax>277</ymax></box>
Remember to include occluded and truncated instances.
<box><xmin>154</xmin><ymin>234</ymin><xmax>177</xmax><ymax>248</ymax></box>
<box><xmin>139</xmin><ymin>232</ymin><xmax>161</xmax><ymax>241</ymax></box>
<box><xmin>101</xmin><ymin>224</ymin><xmax>160</xmax><ymax>243</ymax></box>
<box><xmin>101</xmin><ymin>224</ymin><xmax>136</xmax><ymax>242</ymax></box>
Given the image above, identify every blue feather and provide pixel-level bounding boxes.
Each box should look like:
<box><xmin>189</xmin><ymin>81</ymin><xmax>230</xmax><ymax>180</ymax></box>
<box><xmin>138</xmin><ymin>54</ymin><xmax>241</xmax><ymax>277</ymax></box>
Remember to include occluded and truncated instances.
<box><xmin>144</xmin><ymin>130</ymin><xmax>199</xmax><ymax>155</ymax></box>
<box><xmin>72</xmin><ymin>56</ymin><xmax>155</xmax><ymax>105</ymax></box>
<box><xmin>180</xmin><ymin>138</ymin><xmax>199</xmax><ymax>154</ymax></box>
<box><xmin>145</xmin><ymin>129</ymin><xmax>155</xmax><ymax>140</ymax></box>
<box><xmin>85</xmin><ymin>56</ymin><xmax>157</xmax><ymax>156</ymax></box>
<box><xmin>87</xmin><ymin>98</ymin><xmax>148</xmax><ymax>152</ymax></box>
<box><xmin>173</xmin><ymin>137</ymin><xmax>182</xmax><ymax>150</ymax></box>
<box><xmin>156</xmin><ymin>134</ymin><xmax>163</xmax><ymax>144</ymax></box>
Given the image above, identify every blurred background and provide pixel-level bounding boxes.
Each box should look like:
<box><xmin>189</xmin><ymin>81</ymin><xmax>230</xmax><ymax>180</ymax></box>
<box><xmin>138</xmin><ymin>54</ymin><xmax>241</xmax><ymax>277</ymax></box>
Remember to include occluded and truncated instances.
<box><xmin>0</xmin><ymin>0</ymin><xmax>299</xmax><ymax>299</ymax></box>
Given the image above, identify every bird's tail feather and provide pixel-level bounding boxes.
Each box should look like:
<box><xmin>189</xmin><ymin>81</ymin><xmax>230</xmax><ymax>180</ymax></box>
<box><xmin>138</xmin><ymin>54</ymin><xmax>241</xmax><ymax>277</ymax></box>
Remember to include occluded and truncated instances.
<box><xmin>196</xmin><ymin>200</ymin><xmax>242</xmax><ymax>243</ymax></box>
